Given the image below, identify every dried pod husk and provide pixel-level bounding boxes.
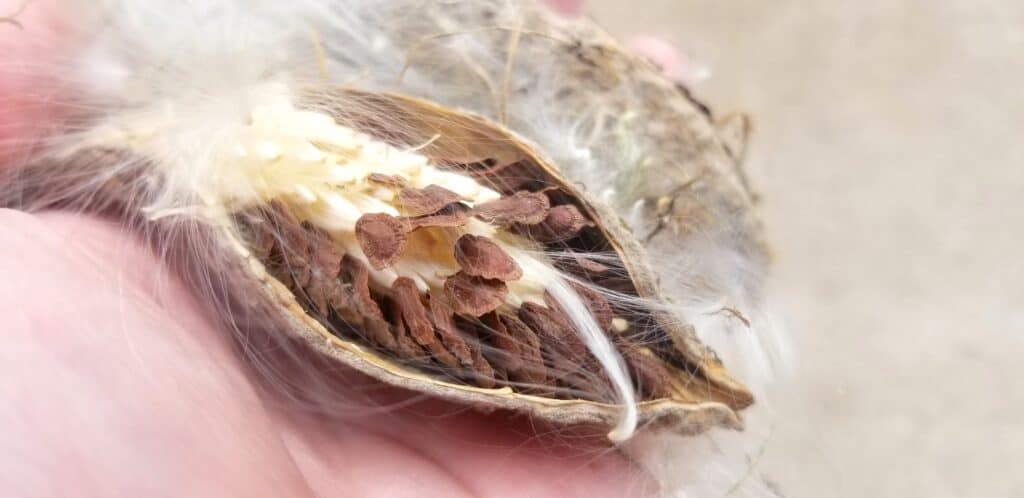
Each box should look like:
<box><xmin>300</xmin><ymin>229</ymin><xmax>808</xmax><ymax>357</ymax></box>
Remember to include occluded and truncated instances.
<box><xmin>217</xmin><ymin>89</ymin><xmax>754</xmax><ymax>437</ymax></box>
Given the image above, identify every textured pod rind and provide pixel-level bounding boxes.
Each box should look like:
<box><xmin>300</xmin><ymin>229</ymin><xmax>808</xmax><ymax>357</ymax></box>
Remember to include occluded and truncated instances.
<box><xmin>215</xmin><ymin>88</ymin><xmax>755</xmax><ymax>434</ymax></box>
<box><xmin>334</xmin><ymin>90</ymin><xmax>751</xmax><ymax>404</ymax></box>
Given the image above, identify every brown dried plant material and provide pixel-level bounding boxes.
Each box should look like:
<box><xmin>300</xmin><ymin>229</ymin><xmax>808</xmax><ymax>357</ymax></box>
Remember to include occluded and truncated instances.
<box><xmin>223</xmin><ymin>87</ymin><xmax>756</xmax><ymax>439</ymax></box>
<box><xmin>388</xmin><ymin>279</ymin><xmax>459</xmax><ymax>368</ymax></box>
<box><xmin>299</xmin><ymin>226</ymin><xmax>345</xmax><ymax>316</ymax></box>
<box><xmin>471</xmin><ymin>190</ymin><xmax>550</xmax><ymax>226</ymax></box>
<box><xmin>497</xmin><ymin>314</ymin><xmax>548</xmax><ymax>385</ymax></box>
<box><xmin>261</xmin><ymin>206</ymin><xmax>339</xmax><ymax>317</ymax></box>
<box><xmin>465</xmin><ymin>161</ymin><xmax>540</xmax><ymax>194</ymax></box>
<box><xmin>391</xmin><ymin>277</ymin><xmax>434</xmax><ymax>346</ymax></box>
<box><xmin>355</xmin><ymin>212</ymin><xmax>407</xmax><ymax>269</ymax></box>
<box><xmin>465</xmin><ymin>344</ymin><xmax>497</xmax><ymax>389</ymax></box>
<box><xmin>423</xmin><ymin>338</ymin><xmax>459</xmax><ymax>369</ymax></box>
<box><xmin>517</xmin><ymin>302</ymin><xmax>589</xmax><ymax>369</ymax></box>
<box><xmin>529</xmin><ymin>204</ymin><xmax>595</xmax><ymax>243</ymax></box>
<box><xmin>366</xmin><ymin>173</ymin><xmax>409</xmax><ymax>188</ymax></box>
<box><xmin>479</xmin><ymin>312</ymin><xmax>523</xmax><ymax>373</ymax></box>
<box><xmin>265</xmin><ymin>202</ymin><xmax>314</xmax><ymax>288</ymax></box>
<box><xmin>561</xmin><ymin>250</ymin><xmax>612</xmax><ymax>276</ymax></box>
<box><xmin>543</xmin><ymin>284</ymin><xmax>615</xmax><ymax>333</ymax></box>
<box><xmin>402</xmin><ymin>203</ymin><xmax>470</xmax><ymax>229</ymax></box>
<box><xmin>244</xmin><ymin>215</ymin><xmax>276</xmax><ymax>260</ymax></box>
<box><xmin>339</xmin><ymin>255</ymin><xmax>378</xmax><ymax>318</ymax></box>
<box><xmin>305</xmin><ymin>225</ymin><xmax>343</xmax><ymax>277</ymax></box>
<box><xmin>384</xmin><ymin>298</ymin><xmax>425</xmax><ymax>360</ymax></box>
<box><xmin>338</xmin><ymin>255</ymin><xmax>396</xmax><ymax>350</ymax></box>
<box><xmin>443</xmin><ymin>271</ymin><xmax>508</xmax><ymax>317</ymax></box>
<box><xmin>426</xmin><ymin>296</ymin><xmax>474</xmax><ymax>367</ymax></box>
<box><xmin>620</xmin><ymin>346</ymin><xmax>679</xmax><ymax>400</ymax></box>
<box><xmin>451</xmin><ymin>317</ymin><xmax>498</xmax><ymax>389</ymax></box>
<box><xmin>247</xmin><ymin>208</ymin><xmax>406</xmax><ymax>354</ymax></box>
<box><xmin>454</xmin><ymin>234</ymin><xmax>523</xmax><ymax>281</ymax></box>
<box><xmin>302</xmin><ymin>267</ymin><xmax>339</xmax><ymax>316</ymax></box>
<box><xmin>397</xmin><ymin>184</ymin><xmax>463</xmax><ymax>216</ymax></box>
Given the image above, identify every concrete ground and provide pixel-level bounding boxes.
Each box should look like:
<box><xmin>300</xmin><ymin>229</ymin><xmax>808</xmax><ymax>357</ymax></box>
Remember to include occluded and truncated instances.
<box><xmin>588</xmin><ymin>1</ymin><xmax>1024</xmax><ymax>497</ymax></box>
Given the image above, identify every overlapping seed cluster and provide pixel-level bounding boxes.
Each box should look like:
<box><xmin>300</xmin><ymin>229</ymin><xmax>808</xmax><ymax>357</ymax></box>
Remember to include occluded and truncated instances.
<box><xmin>240</xmin><ymin>186</ymin><xmax>635</xmax><ymax>395</ymax></box>
<box><xmin>243</xmin><ymin>181</ymin><xmax>690</xmax><ymax>399</ymax></box>
<box><xmin>231</xmin><ymin>98</ymin><xmax>685</xmax><ymax>400</ymax></box>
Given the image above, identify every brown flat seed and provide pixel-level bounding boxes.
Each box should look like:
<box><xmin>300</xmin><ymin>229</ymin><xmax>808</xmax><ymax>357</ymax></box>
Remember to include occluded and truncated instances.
<box><xmin>396</xmin><ymin>334</ymin><xmax>425</xmax><ymax>361</ymax></box>
<box><xmin>562</xmin><ymin>250</ymin><xmax>612</xmax><ymax>275</ymax></box>
<box><xmin>451</xmin><ymin>315</ymin><xmax>499</xmax><ymax>388</ymax></box>
<box><xmin>362</xmin><ymin>310</ymin><xmax>398</xmax><ymax>351</ymax></box>
<box><xmin>267</xmin><ymin>202</ymin><xmax>313</xmax><ymax>271</ymax></box>
<box><xmin>403</xmin><ymin>203</ymin><xmax>470</xmax><ymax>230</ymax></box>
<box><xmin>385</xmin><ymin>298</ymin><xmax>425</xmax><ymax>360</ymax></box>
<box><xmin>468</xmin><ymin>345</ymin><xmax>497</xmax><ymax>389</ymax></box>
<box><xmin>529</xmin><ymin>204</ymin><xmax>595</xmax><ymax>243</ymax></box>
<box><xmin>480</xmin><ymin>312</ymin><xmax>523</xmax><ymax>372</ymax></box>
<box><xmin>464</xmin><ymin>161</ymin><xmax>541</xmax><ymax>193</ymax></box>
<box><xmin>471</xmin><ymin>190</ymin><xmax>550</xmax><ymax>226</ymax></box>
<box><xmin>322</xmin><ymin>279</ymin><xmax>359</xmax><ymax>325</ymax></box>
<box><xmin>452</xmin><ymin>157</ymin><xmax>500</xmax><ymax>173</ymax></box>
<box><xmin>266</xmin><ymin>260</ymin><xmax>295</xmax><ymax>291</ymax></box>
<box><xmin>358</xmin><ymin>297</ymin><xmax>399</xmax><ymax>349</ymax></box>
<box><xmin>518</xmin><ymin>302</ymin><xmax>589</xmax><ymax>366</ymax></box>
<box><xmin>621</xmin><ymin>346</ymin><xmax>677</xmax><ymax>400</ymax></box>
<box><xmin>427</xmin><ymin>296</ymin><xmax>474</xmax><ymax>367</ymax></box>
<box><xmin>304</xmin><ymin>224</ymin><xmax>343</xmax><ymax>277</ymax></box>
<box><xmin>444</xmin><ymin>271</ymin><xmax>508</xmax><ymax>316</ymax></box>
<box><xmin>398</xmin><ymin>184</ymin><xmax>463</xmax><ymax>216</ymax></box>
<box><xmin>245</xmin><ymin>216</ymin><xmax>276</xmax><ymax>259</ymax></box>
<box><xmin>425</xmin><ymin>340</ymin><xmax>460</xmax><ymax>368</ymax></box>
<box><xmin>303</xmin><ymin>275</ymin><xmax>338</xmax><ymax>316</ymax></box>
<box><xmin>391</xmin><ymin>277</ymin><xmax>436</xmax><ymax>347</ymax></box>
<box><xmin>391</xmin><ymin>294</ymin><xmax>458</xmax><ymax>369</ymax></box>
<box><xmin>339</xmin><ymin>256</ymin><xmax>383</xmax><ymax>319</ymax></box>
<box><xmin>454</xmin><ymin>234</ymin><xmax>523</xmax><ymax>281</ymax></box>
<box><xmin>498</xmin><ymin>314</ymin><xmax>549</xmax><ymax>385</ymax></box>
<box><xmin>366</xmin><ymin>173</ymin><xmax>408</xmax><ymax>188</ymax></box>
<box><xmin>337</xmin><ymin>256</ymin><xmax>396</xmax><ymax>349</ymax></box>
<box><xmin>291</xmin><ymin>264</ymin><xmax>312</xmax><ymax>289</ymax></box>
<box><xmin>543</xmin><ymin>284</ymin><xmax>614</xmax><ymax>332</ymax></box>
<box><xmin>355</xmin><ymin>213</ymin><xmax>407</xmax><ymax>270</ymax></box>
<box><xmin>264</xmin><ymin>206</ymin><xmax>311</xmax><ymax>288</ymax></box>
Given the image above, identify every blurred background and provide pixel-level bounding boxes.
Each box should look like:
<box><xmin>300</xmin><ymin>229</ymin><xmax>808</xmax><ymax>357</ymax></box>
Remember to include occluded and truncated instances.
<box><xmin>586</xmin><ymin>1</ymin><xmax>1023</xmax><ymax>497</ymax></box>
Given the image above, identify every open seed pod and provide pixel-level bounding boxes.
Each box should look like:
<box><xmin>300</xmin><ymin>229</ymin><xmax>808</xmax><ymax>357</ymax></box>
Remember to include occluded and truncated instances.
<box><xmin>197</xmin><ymin>88</ymin><xmax>752</xmax><ymax>441</ymax></box>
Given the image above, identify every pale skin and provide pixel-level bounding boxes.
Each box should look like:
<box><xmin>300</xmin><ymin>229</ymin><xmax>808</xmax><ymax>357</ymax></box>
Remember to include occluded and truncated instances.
<box><xmin>0</xmin><ymin>1</ymin><xmax>684</xmax><ymax>496</ymax></box>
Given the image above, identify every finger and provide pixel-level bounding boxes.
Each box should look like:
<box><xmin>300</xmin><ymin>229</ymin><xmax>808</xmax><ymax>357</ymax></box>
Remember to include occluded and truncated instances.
<box><xmin>627</xmin><ymin>35</ymin><xmax>706</xmax><ymax>82</ymax></box>
<box><xmin>541</xmin><ymin>0</ymin><xmax>585</xmax><ymax>17</ymax></box>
